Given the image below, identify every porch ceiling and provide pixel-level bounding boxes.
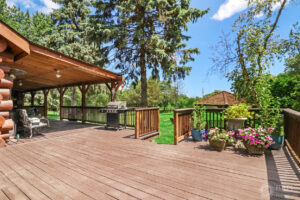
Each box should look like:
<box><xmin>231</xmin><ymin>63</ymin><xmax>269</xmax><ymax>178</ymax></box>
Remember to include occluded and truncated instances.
<box><xmin>0</xmin><ymin>20</ymin><xmax>122</xmax><ymax>92</ymax></box>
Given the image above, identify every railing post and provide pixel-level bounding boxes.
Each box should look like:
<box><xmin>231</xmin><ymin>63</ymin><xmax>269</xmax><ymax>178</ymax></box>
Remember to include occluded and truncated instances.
<box><xmin>174</xmin><ymin>111</ymin><xmax>178</xmax><ymax>145</ymax></box>
<box><xmin>135</xmin><ymin>110</ymin><xmax>140</xmax><ymax>139</ymax></box>
<box><xmin>157</xmin><ymin>109</ymin><xmax>160</xmax><ymax>135</ymax></box>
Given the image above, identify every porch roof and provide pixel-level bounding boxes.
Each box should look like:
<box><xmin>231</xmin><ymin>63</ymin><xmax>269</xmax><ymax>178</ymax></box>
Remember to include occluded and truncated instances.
<box><xmin>0</xmin><ymin>20</ymin><xmax>122</xmax><ymax>92</ymax></box>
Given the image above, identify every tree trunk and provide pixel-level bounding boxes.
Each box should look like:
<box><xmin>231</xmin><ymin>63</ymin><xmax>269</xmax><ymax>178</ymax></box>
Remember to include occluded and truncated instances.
<box><xmin>140</xmin><ymin>54</ymin><xmax>147</xmax><ymax>107</ymax></box>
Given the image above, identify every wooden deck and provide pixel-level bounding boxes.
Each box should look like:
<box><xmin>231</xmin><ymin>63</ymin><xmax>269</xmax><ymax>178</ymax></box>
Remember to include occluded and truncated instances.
<box><xmin>0</xmin><ymin>120</ymin><xmax>299</xmax><ymax>200</ymax></box>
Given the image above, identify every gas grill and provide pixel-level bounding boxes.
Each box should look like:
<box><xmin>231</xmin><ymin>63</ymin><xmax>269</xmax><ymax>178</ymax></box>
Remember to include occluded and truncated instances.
<box><xmin>100</xmin><ymin>101</ymin><xmax>128</xmax><ymax>130</ymax></box>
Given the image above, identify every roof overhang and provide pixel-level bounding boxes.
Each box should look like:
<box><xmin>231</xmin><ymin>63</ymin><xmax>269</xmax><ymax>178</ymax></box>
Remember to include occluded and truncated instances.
<box><xmin>0</xmin><ymin>20</ymin><xmax>123</xmax><ymax>92</ymax></box>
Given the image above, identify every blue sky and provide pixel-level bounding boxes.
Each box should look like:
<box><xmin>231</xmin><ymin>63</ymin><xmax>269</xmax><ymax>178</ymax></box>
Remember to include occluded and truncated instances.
<box><xmin>9</xmin><ymin>0</ymin><xmax>300</xmax><ymax>97</ymax></box>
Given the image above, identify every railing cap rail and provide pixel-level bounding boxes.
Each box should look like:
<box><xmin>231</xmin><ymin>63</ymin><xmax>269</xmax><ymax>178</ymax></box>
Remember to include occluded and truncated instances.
<box><xmin>174</xmin><ymin>108</ymin><xmax>194</xmax><ymax>113</ymax></box>
<box><xmin>134</xmin><ymin>107</ymin><xmax>159</xmax><ymax>111</ymax></box>
<box><xmin>283</xmin><ymin>108</ymin><xmax>300</xmax><ymax>122</ymax></box>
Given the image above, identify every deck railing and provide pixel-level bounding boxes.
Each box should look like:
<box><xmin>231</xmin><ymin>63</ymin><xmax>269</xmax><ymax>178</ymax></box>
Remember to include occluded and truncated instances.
<box><xmin>173</xmin><ymin>108</ymin><xmax>260</xmax><ymax>145</ymax></box>
<box><xmin>283</xmin><ymin>109</ymin><xmax>300</xmax><ymax>166</ymax></box>
<box><xmin>59</xmin><ymin>106</ymin><xmax>136</xmax><ymax>127</ymax></box>
<box><xmin>135</xmin><ymin>107</ymin><xmax>160</xmax><ymax>139</ymax></box>
<box><xmin>173</xmin><ymin>108</ymin><xmax>193</xmax><ymax>145</ymax></box>
<box><xmin>21</xmin><ymin>106</ymin><xmax>45</xmax><ymax>117</ymax></box>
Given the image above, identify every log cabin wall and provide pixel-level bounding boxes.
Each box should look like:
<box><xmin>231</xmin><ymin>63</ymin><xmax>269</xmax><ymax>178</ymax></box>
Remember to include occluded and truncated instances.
<box><xmin>0</xmin><ymin>67</ymin><xmax>14</xmax><ymax>147</ymax></box>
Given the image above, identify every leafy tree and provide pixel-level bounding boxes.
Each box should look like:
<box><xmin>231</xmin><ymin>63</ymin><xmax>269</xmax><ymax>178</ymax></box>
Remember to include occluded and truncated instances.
<box><xmin>92</xmin><ymin>0</ymin><xmax>208</xmax><ymax>106</ymax></box>
<box><xmin>212</xmin><ymin>0</ymin><xmax>289</xmax><ymax>104</ymax></box>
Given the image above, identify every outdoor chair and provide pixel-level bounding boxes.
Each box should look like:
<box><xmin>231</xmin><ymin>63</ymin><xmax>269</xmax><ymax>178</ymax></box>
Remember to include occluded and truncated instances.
<box><xmin>17</xmin><ymin>109</ymin><xmax>50</xmax><ymax>138</ymax></box>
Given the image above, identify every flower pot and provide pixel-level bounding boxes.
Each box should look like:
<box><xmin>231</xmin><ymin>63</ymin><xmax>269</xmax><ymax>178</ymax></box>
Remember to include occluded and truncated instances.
<box><xmin>227</xmin><ymin>118</ymin><xmax>247</xmax><ymax>130</ymax></box>
<box><xmin>209</xmin><ymin>139</ymin><xmax>226</xmax><ymax>151</ymax></box>
<box><xmin>191</xmin><ymin>129</ymin><xmax>204</xmax><ymax>141</ymax></box>
<box><xmin>270</xmin><ymin>135</ymin><xmax>285</xmax><ymax>150</ymax></box>
<box><xmin>243</xmin><ymin>142</ymin><xmax>265</xmax><ymax>155</ymax></box>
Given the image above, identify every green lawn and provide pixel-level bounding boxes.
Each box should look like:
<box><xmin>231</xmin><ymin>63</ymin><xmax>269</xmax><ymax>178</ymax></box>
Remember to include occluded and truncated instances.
<box><xmin>47</xmin><ymin>111</ymin><xmax>60</xmax><ymax>120</ymax></box>
<box><xmin>154</xmin><ymin>112</ymin><xmax>174</xmax><ymax>145</ymax></box>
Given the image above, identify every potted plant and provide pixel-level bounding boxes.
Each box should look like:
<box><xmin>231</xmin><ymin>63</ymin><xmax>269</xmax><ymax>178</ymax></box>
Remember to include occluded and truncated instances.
<box><xmin>191</xmin><ymin>105</ymin><xmax>206</xmax><ymax>141</ymax></box>
<box><xmin>224</xmin><ymin>104</ymin><xmax>252</xmax><ymax>130</ymax></box>
<box><xmin>270</xmin><ymin>121</ymin><xmax>285</xmax><ymax>150</ymax></box>
<box><xmin>237</xmin><ymin>127</ymin><xmax>273</xmax><ymax>155</ymax></box>
<box><xmin>202</xmin><ymin>128</ymin><xmax>234</xmax><ymax>151</ymax></box>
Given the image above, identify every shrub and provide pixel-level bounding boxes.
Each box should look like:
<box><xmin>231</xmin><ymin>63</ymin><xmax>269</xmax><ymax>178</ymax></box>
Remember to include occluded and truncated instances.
<box><xmin>192</xmin><ymin>105</ymin><xmax>206</xmax><ymax>130</ymax></box>
<box><xmin>224</xmin><ymin>104</ymin><xmax>252</xmax><ymax>119</ymax></box>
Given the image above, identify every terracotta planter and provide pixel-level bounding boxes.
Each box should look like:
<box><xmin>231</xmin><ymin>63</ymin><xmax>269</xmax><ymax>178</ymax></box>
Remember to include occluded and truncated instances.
<box><xmin>209</xmin><ymin>139</ymin><xmax>226</xmax><ymax>151</ymax></box>
<box><xmin>243</xmin><ymin>142</ymin><xmax>265</xmax><ymax>155</ymax></box>
<box><xmin>227</xmin><ymin>118</ymin><xmax>247</xmax><ymax>130</ymax></box>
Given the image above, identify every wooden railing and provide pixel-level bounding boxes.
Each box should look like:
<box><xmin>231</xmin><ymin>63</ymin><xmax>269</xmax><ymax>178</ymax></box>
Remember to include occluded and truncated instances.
<box><xmin>173</xmin><ymin>108</ymin><xmax>193</xmax><ymax>145</ymax></box>
<box><xmin>135</xmin><ymin>108</ymin><xmax>160</xmax><ymax>139</ymax></box>
<box><xmin>60</xmin><ymin>106</ymin><xmax>136</xmax><ymax>127</ymax></box>
<box><xmin>173</xmin><ymin>108</ymin><xmax>260</xmax><ymax>145</ymax></box>
<box><xmin>21</xmin><ymin>106</ymin><xmax>45</xmax><ymax>117</ymax></box>
<box><xmin>283</xmin><ymin>109</ymin><xmax>300</xmax><ymax>166</ymax></box>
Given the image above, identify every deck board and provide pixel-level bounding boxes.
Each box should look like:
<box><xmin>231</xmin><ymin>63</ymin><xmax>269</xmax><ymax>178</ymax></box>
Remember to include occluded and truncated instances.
<box><xmin>1</xmin><ymin>120</ymin><xmax>299</xmax><ymax>199</ymax></box>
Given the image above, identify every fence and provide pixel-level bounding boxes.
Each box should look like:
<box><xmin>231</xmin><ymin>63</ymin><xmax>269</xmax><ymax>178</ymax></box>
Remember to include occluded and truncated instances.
<box><xmin>173</xmin><ymin>108</ymin><xmax>260</xmax><ymax>145</ymax></box>
<box><xmin>283</xmin><ymin>109</ymin><xmax>300</xmax><ymax>166</ymax></box>
<box><xmin>135</xmin><ymin>108</ymin><xmax>160</xmax><ymax>139</ymax></box>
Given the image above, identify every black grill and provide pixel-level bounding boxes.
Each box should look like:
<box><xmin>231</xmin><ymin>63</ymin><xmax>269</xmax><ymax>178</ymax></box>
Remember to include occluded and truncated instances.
<box><xmin>100</xmin><ymin>101</ymin><xmax>128</xmax><ymax>130</ymax></box>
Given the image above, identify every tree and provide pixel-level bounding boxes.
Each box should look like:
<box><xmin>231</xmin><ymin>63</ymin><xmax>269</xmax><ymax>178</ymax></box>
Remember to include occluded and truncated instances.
<box><xmin>43</xmin><ymin>0</ymin><xmax>104</xmax><ymax>66</ymax></box>
<box><xmin>212</xmin><ymin>0</ymin><xmax>289</xmax><ymax>104</ymax></box>
<box><xmin>92</xmin><ymin>0</ymin><xmax>208</xmax><ymax>106</ymax></box>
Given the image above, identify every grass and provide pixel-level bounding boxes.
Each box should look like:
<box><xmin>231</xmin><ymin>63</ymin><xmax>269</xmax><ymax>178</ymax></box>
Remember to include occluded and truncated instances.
<box><xmin>154</xmin><ymin>112</ymin><xmax>174</xmax><ymax>145</ymax></box>
<box><xmin>47</xmin><ymin>111</ymin><xmax>60</xmax><ymax>120</ymax></box>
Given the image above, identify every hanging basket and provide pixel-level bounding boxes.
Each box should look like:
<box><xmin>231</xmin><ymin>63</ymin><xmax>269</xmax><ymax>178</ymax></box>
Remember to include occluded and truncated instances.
<box><xmin>209</xmin><ymin>139</ymin><xmax>226</xmax><ymax>152</ymax></box>
<box><xmin>243</xmin><ymin>142</ymin><xmax>265</xmax><ymax>155</ymax></box>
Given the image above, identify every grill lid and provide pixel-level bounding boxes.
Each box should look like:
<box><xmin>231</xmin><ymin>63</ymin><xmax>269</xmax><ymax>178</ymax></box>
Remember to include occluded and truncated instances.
<box><xmin>106</xmin><ymin>101</ymin><xmax>127</xmax><ymax>109</ymax></box>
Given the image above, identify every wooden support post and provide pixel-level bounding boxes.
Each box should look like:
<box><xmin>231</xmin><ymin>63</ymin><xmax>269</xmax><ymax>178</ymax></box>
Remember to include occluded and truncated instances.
<box><xmin>106</xmin><ymin>81</ymin><xmax>122</xmax><ymax>102</ymax></box>
<box><xmin>43</xmin><ymin>89</ymin><xmax>49</xmax><ymax>118</ymax></box>
<box><xmin>59</xmin><ymin>87</ymin><xmax>67</xmax><ymax>120</ymax></box>
<box><xmin>30</xmin><ymin>91</ymin><xmax>35</xmax><ymax>107</ymax></box>
<box><xmin>79</xmin><ymin>84</ymin><xmax>90</xmax><ymax>123</ymax></box>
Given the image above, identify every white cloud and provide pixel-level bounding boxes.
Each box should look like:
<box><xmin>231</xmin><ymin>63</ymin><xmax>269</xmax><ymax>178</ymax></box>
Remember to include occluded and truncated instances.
<box><xmin>40</xmin><ymin>0</ymin><xmax>60</xmax><ymax>14</ymax></box>
<box><xmin>212</xmin><ymin>0</ymin><xmax>289</xmax><ymax>21</ymax></box>
<box><xmin>212</xmin><ymin>0</ymin><xmax>248</xmax><ymax>21</ymax></box>
<box><xmin>6</xmin><ymin>0</ymin><xmax>59</xmax><ymax>14</ymax></box>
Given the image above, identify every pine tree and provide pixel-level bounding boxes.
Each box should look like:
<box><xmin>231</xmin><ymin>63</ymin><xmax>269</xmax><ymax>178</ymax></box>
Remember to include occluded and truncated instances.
<box><xmin>92</xmin><ymin>0</ymin><xmax>208</xmax><ymax>106</ymax></box>
<box><xmin>44</xmin><ymin>0</ymin><xmax>105</xmax><ymax>66</ymax></box>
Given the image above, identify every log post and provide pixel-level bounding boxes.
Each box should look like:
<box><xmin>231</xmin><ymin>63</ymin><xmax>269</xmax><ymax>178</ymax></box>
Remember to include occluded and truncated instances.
<box><xmin>59</xmin><ymin>87</ymin><xmax>67</xmax><ymax>120</ymax></box>
<box><xmin>79</xmin><ymin>84</ymin><xmax>90</xmax><ymax>123</ymax></box>
<box><xmin>43</xmin><ymin>89</ymin><xmax>49</xmax><ymax>118</ymax></box>
<box><xmin>0</xmin><ymin>67</ymin><xmax>14</xmax><ymax>145</ymax></box>
<box><xmin>30</xmin><ymin>91</ymin><xmax>35</xmax><ymax>107</ymax></box>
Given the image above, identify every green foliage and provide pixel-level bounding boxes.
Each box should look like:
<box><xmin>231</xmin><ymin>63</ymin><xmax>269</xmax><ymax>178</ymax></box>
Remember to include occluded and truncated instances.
<box><xmin>224</xmin><ymin>104</ymin><xmax>252</xmax><ymax>119</ymax></box>
<box><xmin>203</xmin><ymin>128</ymin><xmax>234</xmax><ymax>144</ymax></box>
<box><xmin>192</xmin><ymin>105</ymin><xmax>206</xmax><ymax>130</ymax></box>
<box><xmin>92</xmin><ymin>0</ymin><xmax>208</xmax><ymax>105</ymax></box>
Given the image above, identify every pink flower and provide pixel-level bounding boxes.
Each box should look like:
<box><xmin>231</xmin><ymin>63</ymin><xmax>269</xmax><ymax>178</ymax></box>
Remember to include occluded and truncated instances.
<box><xmin>266</xmin><ymin>144</ymin><xmax>270</xmax><ymax>147</ymax></box>
<box><xmin>250</xmin><ymin>141</ymin><xmax>254</xmax><ymax>145</ymax></box>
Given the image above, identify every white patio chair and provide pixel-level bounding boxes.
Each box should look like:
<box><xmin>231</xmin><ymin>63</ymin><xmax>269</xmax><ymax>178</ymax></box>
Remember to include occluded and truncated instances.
<box><xmin>17</xmin><ymin>109</ymin><xmax>50</xmax><ymax>138</ymax></box>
